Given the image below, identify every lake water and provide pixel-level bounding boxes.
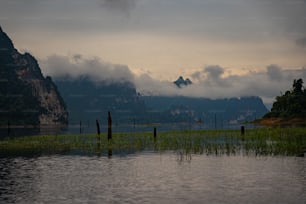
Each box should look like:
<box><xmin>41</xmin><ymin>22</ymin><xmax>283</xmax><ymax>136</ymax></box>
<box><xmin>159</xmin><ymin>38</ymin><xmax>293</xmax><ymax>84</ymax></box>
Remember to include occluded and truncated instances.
<box><xmin>0</xmin><ymin>122</ymin><xmax>259</xmax><ymax>138</ymax></box>
<box><xmin>1</xmin><ymin>153</ymin><xmax>305</xmax><ymax>203</ymax></box>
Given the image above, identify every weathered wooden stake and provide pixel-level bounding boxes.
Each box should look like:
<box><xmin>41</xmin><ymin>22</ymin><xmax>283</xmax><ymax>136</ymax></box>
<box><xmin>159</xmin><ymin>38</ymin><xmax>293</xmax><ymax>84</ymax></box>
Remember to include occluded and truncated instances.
<box><xmin>80</xmin><ymin>120</ymin><xmax>82</xmax><ymax>134</ymax></box>
<box><xmin>7</xmin><ymin>121</ymin><xmax>10</xmax><ymax>137</ymax></box>
<box><xmin>214</xmin><ymin>113</ymin><xmax>217</xmax><ymax>129</ymax></box>
<box><xmin>154</xmin><ymin>127</ymin><xmax>157</xmax><ymax>139</ymax></box>
<box><xmin>241</xmin><ymin>125</ymin><xmax>245</xmax><ymax>136</ymax></box>
<box><xmin>152</xmin><ymin>127</ymin><xmax>157</xmax><ymax>150</ymax></box>
<box><xmin>96</xmin><ymin>119</ymin><xmax>101</xmax><ymax>155</ymax></box>
<box><xmin>108</xmin><ymin>111</ymin><xmax>112</xmax><ymax>140</ymax></box>
<box><xmin>96</xmin><ymin>119</ymin><xmax>100</xmax><ymax>136</ymax></box>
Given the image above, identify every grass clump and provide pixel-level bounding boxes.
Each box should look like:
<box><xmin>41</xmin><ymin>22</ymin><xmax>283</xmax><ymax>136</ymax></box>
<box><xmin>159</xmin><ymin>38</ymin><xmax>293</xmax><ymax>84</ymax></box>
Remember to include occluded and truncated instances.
<box><xmin>0</xmin><ymin>128</ymin><xmax>305</xmax><ymax>157</ymax></box>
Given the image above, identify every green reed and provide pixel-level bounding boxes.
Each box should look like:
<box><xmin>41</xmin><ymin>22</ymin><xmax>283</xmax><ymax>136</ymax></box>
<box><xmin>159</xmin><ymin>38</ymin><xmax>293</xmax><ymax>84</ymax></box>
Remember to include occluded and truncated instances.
<box><xmin>0</xmin><ymin>128</ymin><xmax>305</xmax><ymax>157</ymax></box>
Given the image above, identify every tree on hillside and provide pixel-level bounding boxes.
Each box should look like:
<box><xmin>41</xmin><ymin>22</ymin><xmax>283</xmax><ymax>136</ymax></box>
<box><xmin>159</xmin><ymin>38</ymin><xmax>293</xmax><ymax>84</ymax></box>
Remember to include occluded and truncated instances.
<box><xmin>293</xmin><ymin>79</ymin><xmax>303</xmax><ymax>94</ymax></box>
<box><xmin>264</xmin><ymin>78</ymin><xmax>306</xmax><ymax>118</ymax></box>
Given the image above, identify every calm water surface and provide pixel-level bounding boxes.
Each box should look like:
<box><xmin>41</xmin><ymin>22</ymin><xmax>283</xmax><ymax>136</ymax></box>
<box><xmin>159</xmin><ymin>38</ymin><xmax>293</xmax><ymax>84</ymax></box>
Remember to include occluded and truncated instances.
<box><xmin>0</xmin><ymin>153</ymin><xmax>305</xmax><ymax>204</ymax></box>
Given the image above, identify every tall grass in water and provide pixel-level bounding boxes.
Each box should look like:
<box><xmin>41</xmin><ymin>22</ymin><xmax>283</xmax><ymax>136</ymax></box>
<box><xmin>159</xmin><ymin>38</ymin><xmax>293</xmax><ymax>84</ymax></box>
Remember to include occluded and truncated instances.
<box><xmin>0</xmin><ymin>128</ymin><xmax>305</xmax><ymax>157</ymax></box>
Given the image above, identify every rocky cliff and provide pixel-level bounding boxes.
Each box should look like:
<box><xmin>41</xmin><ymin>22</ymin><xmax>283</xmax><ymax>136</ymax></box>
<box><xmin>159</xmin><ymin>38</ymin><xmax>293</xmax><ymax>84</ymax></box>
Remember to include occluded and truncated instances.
<box><xmin>174</xmin><ymin>76</ymin><xmax>192</xmax><ymax>88</ymax></box>
<box><xmin>0</xmin><ymin>26</ymin><xmax>68</xmax><ymax>125</ymax></box>
<box><xmin>54</xmin><ymin>75</ymin><xmax>146</xmax><ymax>124</ymax></box>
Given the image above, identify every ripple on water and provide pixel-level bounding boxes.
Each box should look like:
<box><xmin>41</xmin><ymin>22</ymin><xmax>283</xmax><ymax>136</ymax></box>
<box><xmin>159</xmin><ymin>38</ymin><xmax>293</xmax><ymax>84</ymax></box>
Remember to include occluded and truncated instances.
<box><xmin>0</xmin><ymin>153</ymin><xmax>306</xmax><ymax>203</ymax></box>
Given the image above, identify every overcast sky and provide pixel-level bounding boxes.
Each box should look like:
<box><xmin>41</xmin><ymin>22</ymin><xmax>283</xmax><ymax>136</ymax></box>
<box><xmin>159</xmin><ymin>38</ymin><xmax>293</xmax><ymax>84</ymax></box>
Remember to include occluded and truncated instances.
<box><xmin>1</xmin><ymin>0</ymin><xmax>306</xmax><ymax>104</ymax></box>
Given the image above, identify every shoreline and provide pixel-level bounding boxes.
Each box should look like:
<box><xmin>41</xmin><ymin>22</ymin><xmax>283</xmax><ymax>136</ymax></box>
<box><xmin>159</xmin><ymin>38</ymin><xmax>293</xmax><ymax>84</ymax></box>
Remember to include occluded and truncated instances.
<box><xmin>253</xmin><ymin>117</ymin><xmax>306</xmax><ymax>127</ymax></box>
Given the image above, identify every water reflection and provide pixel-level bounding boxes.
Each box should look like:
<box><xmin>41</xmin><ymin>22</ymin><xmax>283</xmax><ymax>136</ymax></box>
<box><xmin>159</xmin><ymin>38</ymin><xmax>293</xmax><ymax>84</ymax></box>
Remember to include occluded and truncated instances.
<box><xmin>0</xmin><ymin>125</ymin><xmax>65</xmax><ymax>138</ymax></box>
<box><xmin>0</xmin><ymin>154</ymin><xmax>305</xmax><ymax>203</ymax></box>
<box><xmin>0</xmin><ymin>157</ymin><xmax>41</xmax><ymax>203</ymax></box>
<box><xmin>0</xmin><ymin>122</ymin><xmax>259</xmax><ymax>138</ymax></box>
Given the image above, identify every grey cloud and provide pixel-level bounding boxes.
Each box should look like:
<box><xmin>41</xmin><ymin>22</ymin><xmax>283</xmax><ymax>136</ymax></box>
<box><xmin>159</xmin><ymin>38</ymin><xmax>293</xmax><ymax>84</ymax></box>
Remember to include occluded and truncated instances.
<box><xmin>301</xmin><ymin>68</ymin><xmax>306</xmax><ymax>78</ymax></box>
<box><xmin>191</xmin><ymin>71</ymin><xmax>203</xmax><ymax>82</ymax></box>
<box><xmin>296</xmin><ymin>37</ymin><xmax>306</xmax><ymax>48</ymax></box>
<box><xmin>99</xmin><ymin>0</ymin><xmax>137</xmax><ymax>13</ymax></box>
<box><xmin>190</xmin><ymin>65</ymin><xmax>225</xmax><ymax>82</ymax></box>
<box><xmin>267</xmin><ymin>64</ymin><xmax>283</xmax><ymax>81</ymax></box>
<box><xmin>203</xmin><ymin>65</ymin><xmax>230</xmax><ymax>87</ymax></box>
<box><xmin>204</xmin><ymin>65</ymin><xmax>224</xmax><ymax>79</ymax></box>
<box><xmin>72</xmin><ymin>54</ymin><xmax>82</xmax><ymax>62</ymax></box>
<box><xmin>41</xmin><ymin>55</ymin><xmax>134</xmax><ymax>83</ymax></box>
<box><xmin>137</xmin><ymin>65</ymin><xmax>306</xmax><ymax>104</ymax></box>
<box><xmin>256</xmin><ymin>0</ymin><xmax>306</xmax><ymax>34</ymax></box>
<box><xmin>40</xmin><ymin>54</ymin><xmax>306</xmax><ymax>105</ymax></box>
<box><xmin>1</xmin><ymin>0</ymin><xmax>305</xmax><ymax>42</ymax></box>
<box><xmin>134</xmin><ymin>73</ymin><xmax>178</xmax><ymax>96</ymax></box>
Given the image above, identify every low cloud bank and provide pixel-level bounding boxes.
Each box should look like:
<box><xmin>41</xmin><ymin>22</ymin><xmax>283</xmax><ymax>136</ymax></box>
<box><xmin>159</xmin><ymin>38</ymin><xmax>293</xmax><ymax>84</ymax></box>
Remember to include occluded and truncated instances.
<box><xmin>135</xmin><ymin>64</ymin><xmax>306</xmax><ymax>104</ymax></box>
<box><xmin>41</xmin><ymin>54</ymin><xmax>134</xmax><ymax>83</ymax></box>
<box><xmin>41</xmin><ymin>54</ymin><xmax>306</xmax><ymax>104</ymax></box>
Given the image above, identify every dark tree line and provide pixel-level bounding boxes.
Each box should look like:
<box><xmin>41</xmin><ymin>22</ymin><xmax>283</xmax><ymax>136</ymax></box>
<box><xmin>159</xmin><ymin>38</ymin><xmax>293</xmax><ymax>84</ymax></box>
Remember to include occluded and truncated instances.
<box><xmin>264</xmin><ymin>79</ymin><xmax>306</xmax><ymax>118</ymax></box>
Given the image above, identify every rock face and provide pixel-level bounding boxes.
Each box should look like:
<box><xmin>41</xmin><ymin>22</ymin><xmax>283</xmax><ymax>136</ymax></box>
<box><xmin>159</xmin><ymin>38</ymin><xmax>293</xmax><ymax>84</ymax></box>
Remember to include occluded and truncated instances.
<box><xmin>54</xmin><ymin>75</ymin><xmax>146</xmax><ymax>124</ymax></box>
<box><xmin>174</xmin><ymin>76</ymin><xmax>192</xmax><ymax>88</ymax></box>
<box><xmin>54</xmin><ymin>74</ymin><xmax>268</xmax><ymax>126</ymax></box>
<box><xmin>0</xmin><ymin>26</ymin><xmax>68</xmax><ymax>125</ymax></box>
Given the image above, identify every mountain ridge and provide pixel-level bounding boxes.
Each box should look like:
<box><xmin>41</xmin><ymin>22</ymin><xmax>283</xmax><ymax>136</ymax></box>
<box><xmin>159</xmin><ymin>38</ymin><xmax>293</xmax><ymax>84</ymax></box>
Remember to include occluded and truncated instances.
<box><xmin>174</xmin><ymin>76</ymin><xmax>192</xmax><ymax>88</ymax></box>
<box><xmin>0</xmin><ymin>26</ymin><xmax>68</xmax><ymax>126</ymax></box>
<box><xmin>54</xmin><ymin>76</ymin><xmax>268</xmax><ymax>126</ymax></box>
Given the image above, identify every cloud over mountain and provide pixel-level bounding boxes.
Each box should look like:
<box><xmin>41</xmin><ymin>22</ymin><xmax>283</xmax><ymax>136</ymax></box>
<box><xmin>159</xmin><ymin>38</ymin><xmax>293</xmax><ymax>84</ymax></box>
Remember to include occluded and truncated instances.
<box><xmin>41</xmin><ymin>54</ymin><xmax>306</xmax><ymax>104</ymax></box>
<box><xmin>267</xmin><ymin>64</ymin><xmax>283</xmax><ymax>81</ymax></box>
<box><xmin>42</xmin><ymin>54</ymin><xmax>135</xmax><ymax>83</ymax></box>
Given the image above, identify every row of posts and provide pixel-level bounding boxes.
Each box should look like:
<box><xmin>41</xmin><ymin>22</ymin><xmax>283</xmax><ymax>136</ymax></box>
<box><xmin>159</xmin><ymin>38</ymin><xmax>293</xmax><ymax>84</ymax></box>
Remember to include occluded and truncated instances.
<box><xmin>83</xmin><ymin>111</ymin><xmax>244</xmax><ymax>141</ymax></box>
<box><xmin>94</xmin><ymin>111</ymin><xmax>113</xmax><ymax>141</ymax></box>
<box><xmin>7</xmin><ymin>116</ymin><xmax>244</xmax><ymax>138</ymax></box>
<box><xmin>82</xmin><ymin>112</ymin><xmax>158</xmax><ymax>141</ymax></box>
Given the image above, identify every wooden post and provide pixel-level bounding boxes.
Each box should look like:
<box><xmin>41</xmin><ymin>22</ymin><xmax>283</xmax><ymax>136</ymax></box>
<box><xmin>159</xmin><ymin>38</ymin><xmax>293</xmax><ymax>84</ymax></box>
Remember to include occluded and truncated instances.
<box><xmin>241</xmin><ymin>125</ymin><xmax>245</xmax><ymax>136</ymax></box>
<box><xmin>154</xmin><ymin>127</ymin><xmax>157</xmax><ymax>139</ymax></box>
<box><xmin>95</xmin><ymin>120</ymin><xmax>100</xmax><ymax>156</ymax></box>
<box><xmin>108</xmin><ymin>111</ymin><xmax>112</xmax><ymax>140</ymax></box>
<box><xmin>214</xmin><ymin>113</ymin><xmax>217</xmax><ymax>129</ymax></box>
<box><xmin>7</xmin><ymin>121</ymin><xmax>10</xmax><ymax>137</ymax></box>
<box><xmin>96</xmin><ymin>119</ymin><xmax>100</xmax><ymax>136</ymax></box>
<box><xmin>80</xmin><ymin>120</ymin><xmax>82</xmax><ymax>134</ymax></box>
<box><xmin>153</xmin><ymin>127</ymin><xmax>157</xmax><ymax>150</ymax></box>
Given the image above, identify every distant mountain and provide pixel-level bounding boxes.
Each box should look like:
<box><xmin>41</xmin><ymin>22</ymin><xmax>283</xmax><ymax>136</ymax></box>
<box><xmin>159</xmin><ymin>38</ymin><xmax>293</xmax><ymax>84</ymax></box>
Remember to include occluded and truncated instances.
<box><xmin>143</xmin><ymin>96</ymin><xmax>268</xmax><ymax>125</ymax></box>
<box><xmin>54</xmin><ymin>74</ymin><xmax>268</xmax><ymax>127</ymax></box>
<box><xmin>54</xmin><ymin>76</ymin><xmax>146</xmax><ymax>125</ymax></box>
<box><xmin>0</xmin><ymin>26</ymin><xmax>268</xmax><ymax>129</ymax></box>
<box><xmin>0</xmin><ymin>26</ymin><xmax>68</xmax><ymax>126</ymax></box>
<box><xmin>174</xmin><ymin>76</ymin><xmax>192</xmax><ymax>88</ymax></box>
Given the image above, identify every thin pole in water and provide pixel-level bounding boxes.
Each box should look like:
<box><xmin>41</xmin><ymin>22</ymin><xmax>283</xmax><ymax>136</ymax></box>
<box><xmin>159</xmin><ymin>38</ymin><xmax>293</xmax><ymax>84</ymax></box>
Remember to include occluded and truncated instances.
<box><xmin>108</xmin><ymin>111</ymin><xmax>112</xmax><ymax>140</ymax></box>
<box><xmin>96</xmin><ymin>119</ymin><xmax>101</xmax><ymax>154</ymax></box>
<box><xmin>96</xmin><ymin>119</ymin><xmax>100</xmax><ymax>136</ymax></box>
<box><xmin>154</xmin><ymin>127</ymin><xmax>157</xmax><ymax>139</ymax></box>
<box><xmin>241</xmin><ymin>126</ymin><xmax>245</xmax><ymax>136</ymax></box>
<box><xmin>7</xmin><ymin>121</ymin><xmax>10</xmax><ymax>137</ymax></box>
<box><xmin>214</xmin><ymin>113</ymin><xmax>217</xmax><ymax>129</ymax></box>
<box><xmin>80</xmin><ymin>120</ymin><xmax>82</xmax><ymax>134</ymax></box>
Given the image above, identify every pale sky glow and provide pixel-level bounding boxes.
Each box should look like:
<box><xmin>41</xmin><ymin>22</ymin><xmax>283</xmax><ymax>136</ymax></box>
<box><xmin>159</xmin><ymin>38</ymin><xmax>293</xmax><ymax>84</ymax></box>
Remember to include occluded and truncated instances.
<box><xmin>1</xmin><ymin>0</ymin><xmax>306</xmax><ymax>103</ymax></box>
